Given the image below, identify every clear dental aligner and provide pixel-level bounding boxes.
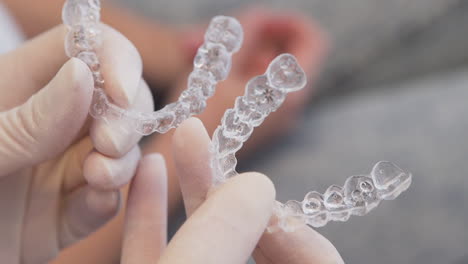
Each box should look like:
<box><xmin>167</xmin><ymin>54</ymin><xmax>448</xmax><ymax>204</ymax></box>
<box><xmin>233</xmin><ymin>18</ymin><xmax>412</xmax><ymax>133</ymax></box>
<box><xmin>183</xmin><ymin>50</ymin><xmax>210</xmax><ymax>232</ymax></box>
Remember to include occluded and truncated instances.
<box><xmin>210</xmin><ymin>54</ymin><xmax>412</xmax><ymax>232</ymax></box>
<box><xmin>62</xmin><ymin>0</ymin><xmax>243</xmax><ymax>135</ymax></box>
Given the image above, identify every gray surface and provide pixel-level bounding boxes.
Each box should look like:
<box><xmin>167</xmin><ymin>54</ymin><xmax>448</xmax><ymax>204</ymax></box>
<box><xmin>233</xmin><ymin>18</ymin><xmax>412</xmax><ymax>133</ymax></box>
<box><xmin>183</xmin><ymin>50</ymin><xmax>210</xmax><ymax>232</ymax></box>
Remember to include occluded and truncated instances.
<box><xmin>242</xmin><ymin>68</ymin><xmax>468</xmax><ymax>263</ymax></box>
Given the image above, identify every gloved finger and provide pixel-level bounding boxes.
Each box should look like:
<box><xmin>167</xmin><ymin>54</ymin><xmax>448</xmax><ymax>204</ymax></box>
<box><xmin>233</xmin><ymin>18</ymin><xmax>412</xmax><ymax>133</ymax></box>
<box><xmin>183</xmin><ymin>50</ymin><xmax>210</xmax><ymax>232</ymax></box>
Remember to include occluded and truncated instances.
<box><xmin>253</xmin><ymin>224</ymin><xmax>344</xmax><ymax>264</ymax></box>
<box><xmin>94</xmin><ymin>24</ymin><xmax>142</xmax><ymax>109</ymax></box>
<box><xmin>122</xmin><ymin>154</ymin><xmax>168</xmax><ymax>264</ymax></box>
<box><xmin>158</xmin><ymin>173</ymin><xmax>275</xmax><ymax>264</ymax></box>
<box><xmin>64</xmin><ymin>75</ymin><xmax>152</xmax><ymax>193</ymax></box>
<box><xmin>0</xmin><ymin>24</ymin><xmax>148</xmax><ymax>158</ymax></box>
<box><xmin>61</xmin><ymin>137</ymin><xmax>94</xmax><ymax>192</ymax></box>
<box><xmin>0</xmin><ymin>26</ymin><xmax>68</xmax><ymax>109</ymax></box>
<box><xmin>60</xmin><ymin>137</ymin><xmax>140</xmax><ymax>194</ymax></box>
<box><xmin>59</xmin><ymin>187</ymin><xmax>120</xmax><ymax>249</ymax></box>
<box><xmin>83</xmin><ymin>145</ymin><xmax>141</xmax><ymax>190</ymax></box>
<box><xmin>173</xmin><ymin>118</ymin><xmax>213</xmax><ymax>216</ymax></box>
<box><xmin>90</xmin><ymin>77</ymin><xmax>153</xmax><ymax>158</ymax></box>
<box><xmin>0</xmin><ymin>58</ymin><xmax>93</xmax><ymax>177</ymax></box>
<box><xmin>0</xmin><ymin>24</ymin><xmax>142</xmax><ymax>114</ymax></box>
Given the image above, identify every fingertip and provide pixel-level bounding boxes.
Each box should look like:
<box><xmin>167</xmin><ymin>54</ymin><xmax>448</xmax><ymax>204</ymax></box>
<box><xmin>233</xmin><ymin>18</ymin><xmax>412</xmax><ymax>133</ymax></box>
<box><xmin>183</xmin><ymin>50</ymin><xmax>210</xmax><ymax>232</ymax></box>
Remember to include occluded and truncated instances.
<box><xmin>60</xmin><ymin>187</ymin><xmax>120</xmax><ymax>249</ymax></box>
<box><xmin>134</xmin><ymin>152</ymin><xmax>168</xmax><ymax>197</ymax></box>
<box><xmin>86</xmin><ymin>188</ymin><xmax>121</xmax><ymax>216</ymax></box>
<box><xmin>87</xmin><ymin>24</ymin><xmax>147</xmax><ymax>158</ymax></box>
<box><xmin>48</xmin><ymin>57</ymin><xmax>94</xmax><ymax>120</ymax></box>
<box><xmin>129</xmin><ymin>152</ymin><xmax>168</xmax><ymax>223</ymax></box>
<box><xmin>68</xmin><ymin>57</ymin><xmax>95</xmax><ymax>104</ymax></box>
<box><xmin>123</xmin><ymin>153</ymin><xmax>168</xmax><ymax>263</ymax></box>
<box><xmin>257</xmin><ymin>224</ymin><xmax>345</xmax><ymax>264</ymax></box>
<box><xmin>141</xmin><ymin>152</ymin><xmax>166</xmax><ymax>166</ymax></box>
<box><xmin>173</xmin><ymin>118</ymin><xmax>211</xmax><ymax>163</ymax></box>
<box><xmin>91</xmin><ymin>121</ymin><xmax>143</xmax><ymax>158</ymax></box>
<box><xmin>99</xmin><ymin>24</ymin><xmax>143</xmax><ymax>108</ymax></box>
<box><xmin>231</xmin><ymin>172</ymin><xmax>276</xmax><ymax>208</ymax></box>
<box><xmin>208</xmin><ymin>172</ymin><xmax>276</xmax><ymax>222</ymax></box>
<box><xmin>173</xmin><ymin>118</ymin><xmax>213</xmax><ymax>216</ymax></box>
<box><xmin>173</xmin><ymin>117</ymin><xmax>209</xmax><ymax>149</ymax></box>
<box><xmin>160</xmin><ymin>172</ymin><xmax>275</xmax><ymax>264</ymax></box>
<box><xmin>84</xmin><ymin>146</ymin><xmax>141</xmax><ymax>190</ymax></box>
<box><xmin>83</xmin><ymin>152</ymin><xmax>116</xmax><ymax>190</ymax></box>
<box><xmin>138</xmin><ymin>152</ymin><xmax>167</xmax><ymax>182</ymax></box>
<box><xmin>67</xmin><ymin>57</ymin><xmax>94</xmax><ymax>84</ymax></box>
<box><xmin>129</xmin><ymin>153</ymin><xmax>168</xmax><ymax>202</ymax></box>
<box><xmin>90</xmin><ymin>78</ymin><xmax>151</xmax><ymax>158</ymax></box>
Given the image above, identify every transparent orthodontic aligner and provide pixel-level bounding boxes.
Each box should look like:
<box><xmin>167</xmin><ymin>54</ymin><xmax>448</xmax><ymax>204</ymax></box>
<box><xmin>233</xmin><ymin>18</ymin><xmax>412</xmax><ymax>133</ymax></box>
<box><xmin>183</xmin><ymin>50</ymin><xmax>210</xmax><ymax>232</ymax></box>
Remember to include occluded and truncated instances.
<box><xmin>270</xmin><ymin>161</ymin><xmax>412</xmax><ymax>232</ymax></box>
<box><xmin>210</xmin><ymin>54</ymin><xmax>412</xmax><ymax>232</ymax></box>
<box><xmin>210</xmin><ymin>54</ymin><xmax>307</xmax><ymax>184</ymax></box>
<box><xmin>62</xmin><ymin>0</ymin><xmax>412</xmax><ymax>233</ymax></box>
<box><xmin>62</xmin><ymin>0</ymin><xmax>243</xmax><ymax>135</ymax></box>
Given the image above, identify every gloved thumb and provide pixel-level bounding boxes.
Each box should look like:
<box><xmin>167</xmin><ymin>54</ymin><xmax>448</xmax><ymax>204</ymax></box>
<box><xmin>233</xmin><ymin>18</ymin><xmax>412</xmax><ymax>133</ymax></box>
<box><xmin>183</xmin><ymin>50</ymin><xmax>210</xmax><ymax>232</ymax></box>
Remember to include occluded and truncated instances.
<box><xmin>0</xmin><ymin>58</ymin><xmax>93</xmax><ymax>177</ymax></box>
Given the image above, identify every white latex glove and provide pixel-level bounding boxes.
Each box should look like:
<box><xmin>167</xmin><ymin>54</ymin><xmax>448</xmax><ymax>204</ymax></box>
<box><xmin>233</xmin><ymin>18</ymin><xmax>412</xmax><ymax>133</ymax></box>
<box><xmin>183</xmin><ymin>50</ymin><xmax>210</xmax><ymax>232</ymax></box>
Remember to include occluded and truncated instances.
<box><xmin>119</xmin><ymin>118</ymin><xmax>343</xmax><ymax>264</ymax></box>
<box><xmin>121</xmin><ymin>153</ymin><xmax>276</xmax><ymax>264</ymax></box>
<box><xmin>0</xmin><ymin>24</ymin><xmax>152</xmax><ymax>264</ymax></box>
<box><xmin>171</xmin><ymin>118</ymin><xmax>344</xmax><ymax>264</ymax></box>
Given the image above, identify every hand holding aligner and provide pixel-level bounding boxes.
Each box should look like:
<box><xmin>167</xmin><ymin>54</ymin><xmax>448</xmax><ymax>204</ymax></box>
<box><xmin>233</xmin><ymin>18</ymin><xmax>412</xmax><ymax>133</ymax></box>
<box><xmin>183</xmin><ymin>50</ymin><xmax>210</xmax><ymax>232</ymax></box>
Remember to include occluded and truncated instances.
<box><xmin>62</xmin><ymin>0</ymin><xmax>243</xmax><ymax>135</ymax></box>
<box><xmin>62</xmin><ymin>0</ymin><xmax>412</xmax><ymax>233</ymax></box>
<box><xmin>209</xmin><ymin>54</ymin><xmax>412</xmax><ymax>232</ymax></box>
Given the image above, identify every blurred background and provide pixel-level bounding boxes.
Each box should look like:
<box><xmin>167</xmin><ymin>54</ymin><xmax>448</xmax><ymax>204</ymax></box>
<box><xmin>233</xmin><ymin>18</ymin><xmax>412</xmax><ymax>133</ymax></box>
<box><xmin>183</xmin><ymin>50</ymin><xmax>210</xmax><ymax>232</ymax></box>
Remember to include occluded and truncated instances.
<box><xmin>114</xmin><ymin>0</ymin><xmax>468</xmax><ymax>263</ymax></box>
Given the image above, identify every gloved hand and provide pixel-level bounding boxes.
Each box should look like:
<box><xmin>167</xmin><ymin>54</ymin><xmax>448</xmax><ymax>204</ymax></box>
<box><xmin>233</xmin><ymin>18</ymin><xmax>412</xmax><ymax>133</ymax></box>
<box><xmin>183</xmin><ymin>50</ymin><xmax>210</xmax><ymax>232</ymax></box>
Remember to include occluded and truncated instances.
<box><xmin>172</xmin><ymin>118</ymin><xmax>344</xmax><ymax>263</ymax></box>
<box><xmin>119</xmin><ymin>118</ymin><xmax>343</xmax><ymax>264</ymax></box>
<box><xmin>120</xmin><ymin>153</ymin><xmax>276</xmax><ymax>264</ymax></box>
<box><xmin>0</xmin><ymin>24</ymin><xmax>152</xmax><ymax>264</ymax></box>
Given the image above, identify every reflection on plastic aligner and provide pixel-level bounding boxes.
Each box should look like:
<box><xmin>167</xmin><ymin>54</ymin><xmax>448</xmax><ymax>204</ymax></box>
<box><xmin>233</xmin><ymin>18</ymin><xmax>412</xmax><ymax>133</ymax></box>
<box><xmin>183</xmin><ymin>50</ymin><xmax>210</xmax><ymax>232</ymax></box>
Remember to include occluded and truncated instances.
<box><xmin>62</xmin><ymin>0</ymin><xmax>243</xmax><ymax>135</ymax></box>
<box><xmin>210</xmin><ymin>54</ymin><xmax>412</xmax><ymax>232</ymax></box>
<box><xmin>210</xmin><ymin>54</ymin><xmax>307</xmax><ymax>184</ymax></box>
<box><xmin>270</xmin><ymin>161</ymin><xmax>412</xmax><ymax>232</ymax></box>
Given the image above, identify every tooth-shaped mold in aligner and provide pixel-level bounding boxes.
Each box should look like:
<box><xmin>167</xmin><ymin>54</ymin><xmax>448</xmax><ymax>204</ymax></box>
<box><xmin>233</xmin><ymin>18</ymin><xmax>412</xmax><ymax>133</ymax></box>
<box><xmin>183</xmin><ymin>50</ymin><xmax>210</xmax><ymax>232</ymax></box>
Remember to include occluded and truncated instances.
<box><xmin>210</xmin><ymin>53</ymin><xmax>412</xmax><ymax>232</ymax></box>
<box><xmin>62</xmin><ymin>0</ymin><xmax>243</xmax><ymax>135</ymax></box>
<box><xmin>210</xmin><ymin>54</ymin><xmax>307</xmax><ymax>184</ymax></box>
<box><xmin>270</xmin><ymin>161</ymin><xmax>412</xmax><ymax>232</ymax></box>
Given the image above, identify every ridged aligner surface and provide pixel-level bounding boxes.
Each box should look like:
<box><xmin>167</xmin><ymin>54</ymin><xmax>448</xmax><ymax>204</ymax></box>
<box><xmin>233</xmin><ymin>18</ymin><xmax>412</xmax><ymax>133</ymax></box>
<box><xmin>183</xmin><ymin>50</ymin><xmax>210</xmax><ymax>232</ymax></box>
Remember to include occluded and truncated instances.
<box><xmin>210</xmin><ymin>54</ymin><xmax>307</xmax><ymax>184</ymax></box>
<box><xmin>268</xmin><ymin>161</ymin><xmax>412</xmax><ymax>232</ymax></box>
<box><xmin>63</xmin><ymin>2</ymin><xmax>244</xmax><ymax>135</ymax></box>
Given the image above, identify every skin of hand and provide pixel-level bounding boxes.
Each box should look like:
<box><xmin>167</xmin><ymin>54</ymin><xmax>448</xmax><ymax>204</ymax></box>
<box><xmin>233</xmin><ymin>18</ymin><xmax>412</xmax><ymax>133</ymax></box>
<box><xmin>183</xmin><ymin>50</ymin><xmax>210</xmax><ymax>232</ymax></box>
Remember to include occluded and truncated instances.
<box><xmin>171</xmin><ymin>118</ymin><xmax>344</xmax><ymax>264</ymax></box>
<box><xmin>0</xmin><ymin>23</ymin><xmax>152</xmax><ymax>263</ymax></box>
